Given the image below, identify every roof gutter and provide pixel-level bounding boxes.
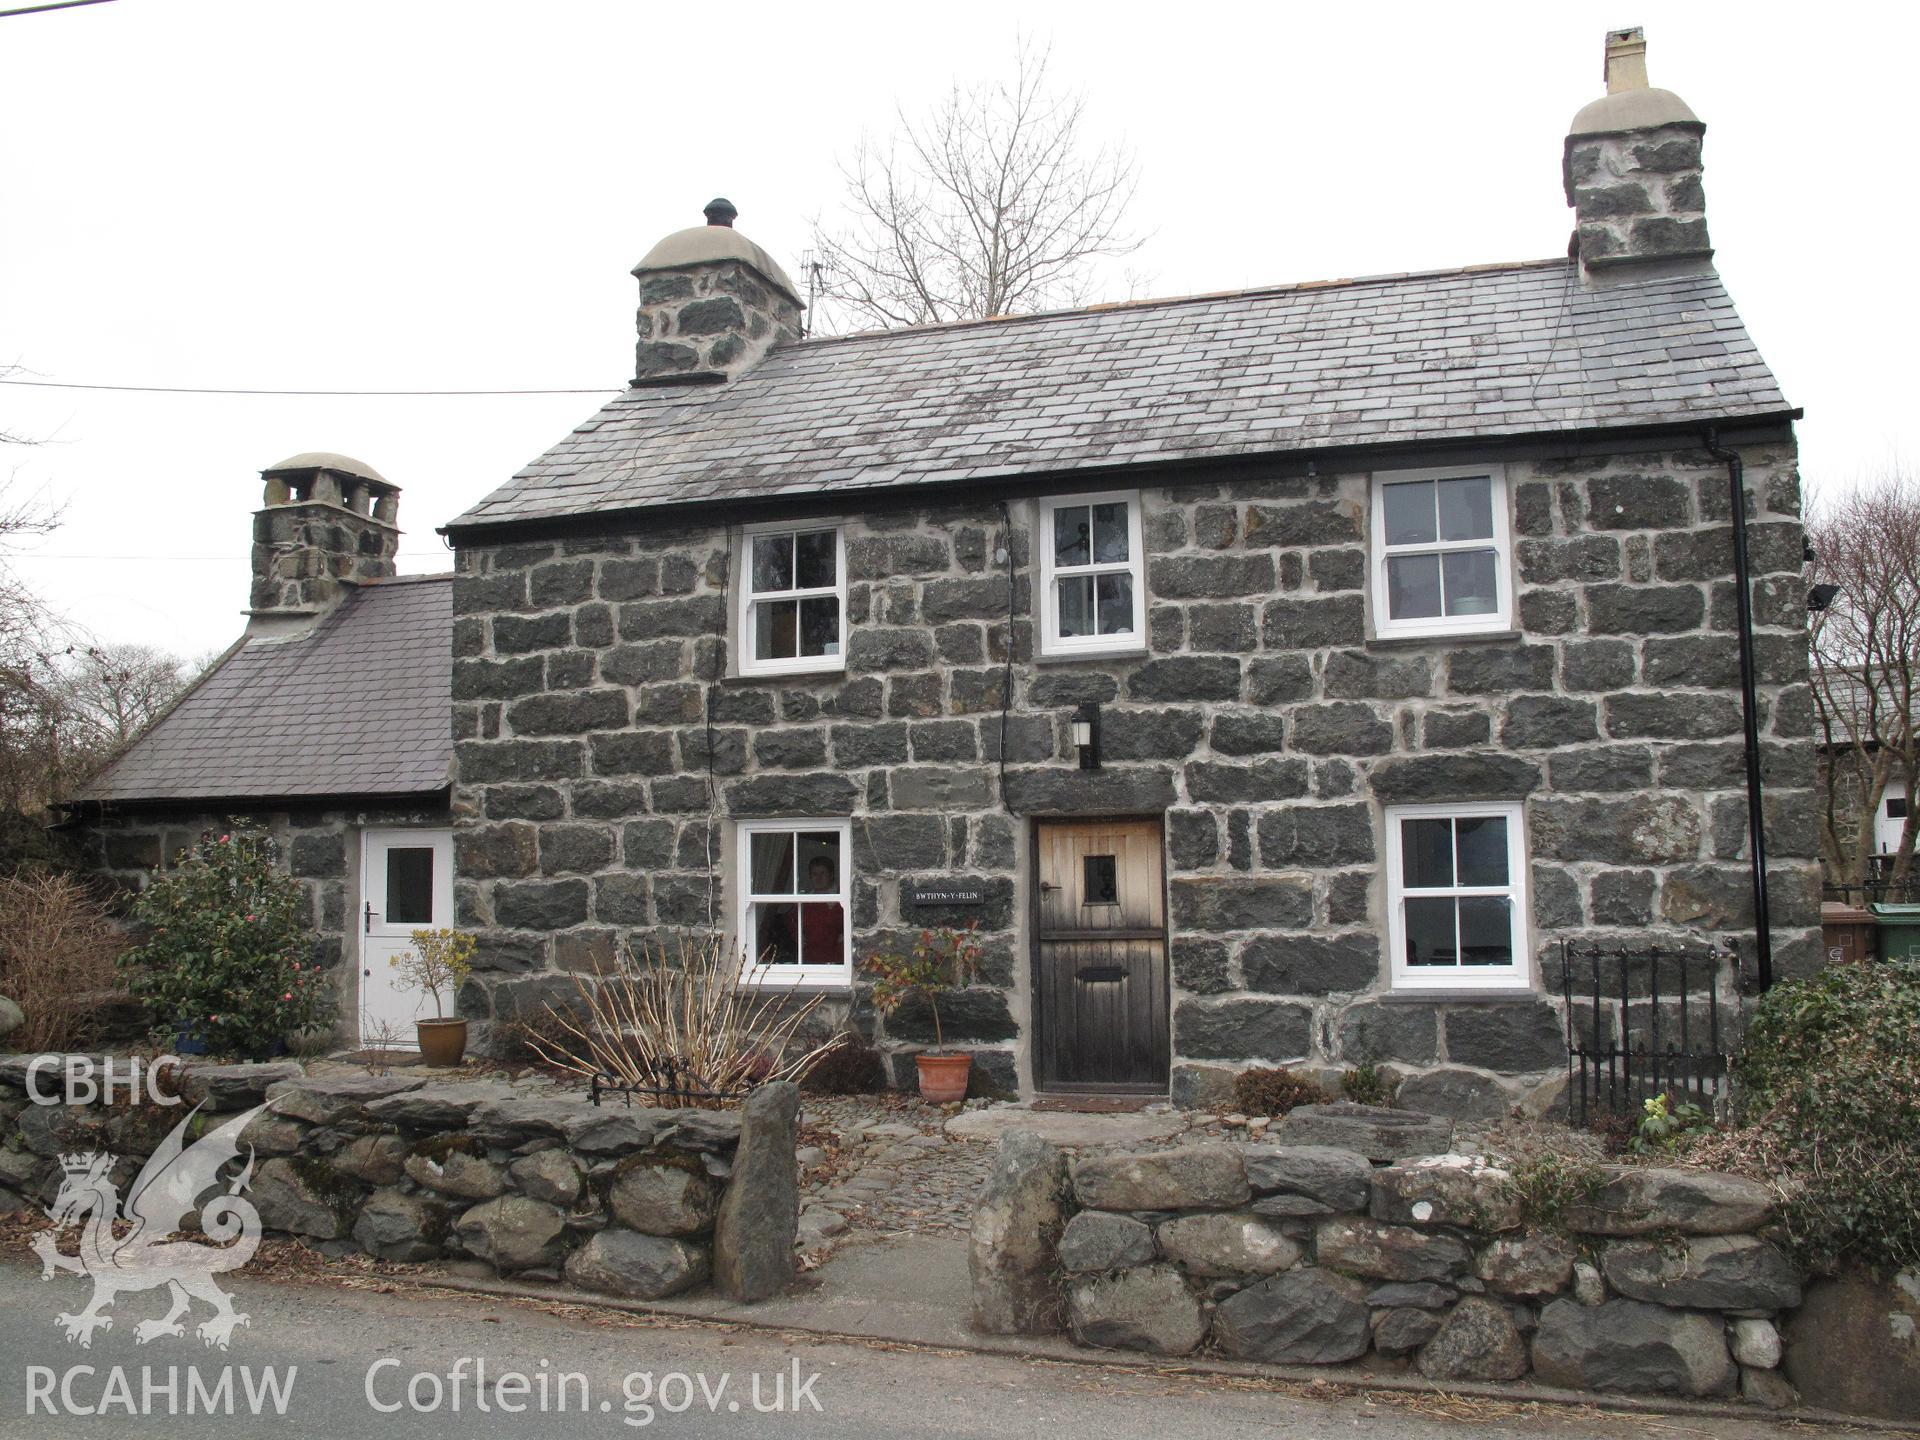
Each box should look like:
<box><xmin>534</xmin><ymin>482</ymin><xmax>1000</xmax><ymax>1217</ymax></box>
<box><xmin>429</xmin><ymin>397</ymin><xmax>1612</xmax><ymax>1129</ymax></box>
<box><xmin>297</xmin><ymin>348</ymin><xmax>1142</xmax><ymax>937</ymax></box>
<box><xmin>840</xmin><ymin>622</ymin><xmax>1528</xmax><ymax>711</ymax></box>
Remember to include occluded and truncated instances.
<box><xmin>1704</xmin><ymin>426</ymin><xmax>1773</xmax><ymax>992</ymax></box>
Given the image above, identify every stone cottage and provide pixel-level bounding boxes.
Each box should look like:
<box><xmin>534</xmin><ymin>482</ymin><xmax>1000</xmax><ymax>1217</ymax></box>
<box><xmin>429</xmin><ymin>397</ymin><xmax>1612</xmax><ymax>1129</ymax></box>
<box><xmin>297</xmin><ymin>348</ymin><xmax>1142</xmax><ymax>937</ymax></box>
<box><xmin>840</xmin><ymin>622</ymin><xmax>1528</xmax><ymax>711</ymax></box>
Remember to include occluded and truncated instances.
<box><xmin>64</xmin><ymin>453</ymin><xmax>457</xmax><ymax>1045</ymax></box>
<box><xmin>435</xmin><ymin>30</ymin><xmax>1819</xmax><ymax>1109</ymax></box>
<box><xmin>71</xmin><ymin>32</ymin><xmax>1819</xmax><ymax>1109</ymax></box>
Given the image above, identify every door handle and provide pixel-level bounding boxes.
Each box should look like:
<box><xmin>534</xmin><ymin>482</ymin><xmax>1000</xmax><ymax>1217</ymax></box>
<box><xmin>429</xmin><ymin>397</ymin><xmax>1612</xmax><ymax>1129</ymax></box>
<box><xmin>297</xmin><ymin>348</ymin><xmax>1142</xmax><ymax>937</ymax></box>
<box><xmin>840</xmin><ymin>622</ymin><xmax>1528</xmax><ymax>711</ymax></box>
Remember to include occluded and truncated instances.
<box><xmin>1039</xmin><ymin>882</ymin><xmax>1059</xmax><ymax>893</ymax></box>
<box><xmin>364</xmin><ymin>901</ymin><xmax>375</xmax><ymax>934</ymax></box>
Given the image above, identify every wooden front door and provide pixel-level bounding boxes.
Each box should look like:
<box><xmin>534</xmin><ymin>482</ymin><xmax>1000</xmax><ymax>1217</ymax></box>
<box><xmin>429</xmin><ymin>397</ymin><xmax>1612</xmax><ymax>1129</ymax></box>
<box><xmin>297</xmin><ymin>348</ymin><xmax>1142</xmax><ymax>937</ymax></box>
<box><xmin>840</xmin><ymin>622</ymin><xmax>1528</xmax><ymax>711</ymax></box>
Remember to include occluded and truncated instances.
<box><xmin>1034</xmin><ymin>818</ymin><xmax>1169</xmax><ymax>1092</ymax></box>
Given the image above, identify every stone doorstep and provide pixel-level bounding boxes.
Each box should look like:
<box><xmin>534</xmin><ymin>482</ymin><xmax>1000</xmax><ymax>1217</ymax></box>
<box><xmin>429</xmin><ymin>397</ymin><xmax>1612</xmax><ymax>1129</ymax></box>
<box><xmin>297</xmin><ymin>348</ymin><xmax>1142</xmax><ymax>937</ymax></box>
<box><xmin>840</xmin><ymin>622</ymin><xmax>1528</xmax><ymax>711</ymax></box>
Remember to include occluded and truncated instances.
<box><xmin>383</xmin><ymin>1268</ymin><xmax>1868</xmax><ymax>1431</ymax></box>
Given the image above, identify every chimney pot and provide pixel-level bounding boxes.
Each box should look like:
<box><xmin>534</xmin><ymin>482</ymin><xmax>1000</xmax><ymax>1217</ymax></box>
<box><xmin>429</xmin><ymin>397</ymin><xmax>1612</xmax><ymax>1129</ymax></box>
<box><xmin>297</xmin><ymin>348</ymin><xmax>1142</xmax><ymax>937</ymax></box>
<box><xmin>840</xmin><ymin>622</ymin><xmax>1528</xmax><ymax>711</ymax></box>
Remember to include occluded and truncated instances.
<box><xmin>703</xmin><ymin>197</ymin><xmax>738</xmax><ymax>228</ymax></box>
<box><xmin>1604</xmin><ymin>26</ymin><xmax>1649</xmax><ymax>93</ymax></box>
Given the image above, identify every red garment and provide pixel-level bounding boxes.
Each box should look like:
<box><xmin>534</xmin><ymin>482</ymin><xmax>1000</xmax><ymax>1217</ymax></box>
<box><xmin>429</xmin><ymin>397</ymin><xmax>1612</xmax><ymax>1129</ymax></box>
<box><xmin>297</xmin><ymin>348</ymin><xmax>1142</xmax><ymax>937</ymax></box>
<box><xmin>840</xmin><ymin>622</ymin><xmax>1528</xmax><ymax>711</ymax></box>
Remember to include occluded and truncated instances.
<box><xmin>801</xmin><ymin>902</ymin><xmax>844</xmax><ymax>965</ymax></box>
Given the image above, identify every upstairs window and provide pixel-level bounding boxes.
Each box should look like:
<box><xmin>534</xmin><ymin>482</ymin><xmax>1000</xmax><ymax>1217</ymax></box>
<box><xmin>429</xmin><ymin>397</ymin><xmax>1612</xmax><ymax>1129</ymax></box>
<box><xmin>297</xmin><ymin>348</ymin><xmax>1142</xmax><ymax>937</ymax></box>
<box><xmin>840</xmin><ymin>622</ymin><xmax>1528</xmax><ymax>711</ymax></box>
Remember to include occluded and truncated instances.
<box><xmin>1037</xmin><ymin>492</ymin><xmax>1145</xmax><ymax>657</ymax></box>
<box><xmin>1385</xmin><ymin>801</ymin><xmax>1530</xmax><ymax>991</ymax></box>
<box><xmin>737</xmin><ymin>819</ymin><xmax>851</xmax><ymax>986</ymax></box>
<box><xmin>739</xmin><ymin>524</ymin><xmax>845</xmax><ymax>676</ymax></box>
<box><xmin>1370</xmin><ymin>466</ymin><xmax>1512</xmax><ymax>638</ymax></box>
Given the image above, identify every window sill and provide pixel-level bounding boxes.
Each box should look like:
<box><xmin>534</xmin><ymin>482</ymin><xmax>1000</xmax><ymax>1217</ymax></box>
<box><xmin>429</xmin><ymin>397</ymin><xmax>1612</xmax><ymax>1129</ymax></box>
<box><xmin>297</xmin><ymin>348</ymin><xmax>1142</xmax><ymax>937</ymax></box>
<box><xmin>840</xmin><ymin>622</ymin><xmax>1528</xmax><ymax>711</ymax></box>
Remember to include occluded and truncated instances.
<box><xmin>1378</xmin><ymin>988</ymin><xmax>1538</xmax><ymax>1004</ymax></box>
<box><xmin>1034</xmin><ymin>643</ymin><xmax>1148</xmax><ymax>666</ymax></box>
<box><xmin>1366</xmin><ymin>629</ymin><xmax>1520</xmax><ymax>650</ymax></box>
<box><xmin>725</xmin><ymin>664</ymin><xmax>849</xmax><ymax>685</ymax></box>
<box><xmin>737</xmin><ymin>980</ymin><xmax>855</xmax><ymax>997</ymax></box>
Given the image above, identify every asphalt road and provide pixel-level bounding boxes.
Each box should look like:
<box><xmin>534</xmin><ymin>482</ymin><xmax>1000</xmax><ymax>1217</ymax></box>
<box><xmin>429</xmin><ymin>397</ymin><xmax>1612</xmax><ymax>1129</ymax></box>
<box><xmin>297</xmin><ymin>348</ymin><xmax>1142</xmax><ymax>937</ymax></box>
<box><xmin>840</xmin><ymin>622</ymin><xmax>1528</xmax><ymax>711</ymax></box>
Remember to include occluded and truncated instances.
<box><xmin>0</xmin><ymin>1259</ymin><xmax>1808</xmax><ymax>1440</ymax></box>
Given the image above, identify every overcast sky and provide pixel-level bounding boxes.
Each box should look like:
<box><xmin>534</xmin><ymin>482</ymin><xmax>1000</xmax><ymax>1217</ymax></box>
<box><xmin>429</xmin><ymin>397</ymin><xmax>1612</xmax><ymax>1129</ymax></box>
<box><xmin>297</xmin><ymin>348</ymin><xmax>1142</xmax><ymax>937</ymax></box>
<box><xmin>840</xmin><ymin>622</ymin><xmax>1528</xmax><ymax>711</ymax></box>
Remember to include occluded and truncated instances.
<box><xmin>2</xmin><ymin>0</ymin><xmax>1912</xmax><ymax>661</ymax></box>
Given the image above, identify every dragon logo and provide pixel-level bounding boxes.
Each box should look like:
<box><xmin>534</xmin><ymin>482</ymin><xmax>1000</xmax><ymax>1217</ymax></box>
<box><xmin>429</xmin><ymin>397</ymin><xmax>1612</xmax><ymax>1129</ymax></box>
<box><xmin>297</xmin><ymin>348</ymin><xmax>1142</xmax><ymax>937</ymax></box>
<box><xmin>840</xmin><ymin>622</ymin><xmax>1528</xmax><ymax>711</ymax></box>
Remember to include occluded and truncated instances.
<box><xmin>29</xmin><ymin>1103</ymin><xmax>264</xmax><ymax>1350</ymax></box>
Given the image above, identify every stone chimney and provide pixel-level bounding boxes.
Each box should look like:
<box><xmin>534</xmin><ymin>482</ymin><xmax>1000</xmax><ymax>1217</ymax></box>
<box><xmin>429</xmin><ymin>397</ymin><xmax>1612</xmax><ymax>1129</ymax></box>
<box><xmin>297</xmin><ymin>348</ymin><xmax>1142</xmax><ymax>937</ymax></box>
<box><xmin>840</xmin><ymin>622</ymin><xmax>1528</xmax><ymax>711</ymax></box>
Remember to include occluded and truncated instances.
<box><xmin>249</xmin><ymin>452</ymin><xmax>399</xmax><ymax>630</ymax></box>
<box><xmin>630</xmin><ymin>199</ymin><xmax>805</xmax><ymax>384</ymax></box>
<box><xmin>1564</xmin><ymin>29</ymin><xmax>1712</xmax><ymax>277</ymax></box>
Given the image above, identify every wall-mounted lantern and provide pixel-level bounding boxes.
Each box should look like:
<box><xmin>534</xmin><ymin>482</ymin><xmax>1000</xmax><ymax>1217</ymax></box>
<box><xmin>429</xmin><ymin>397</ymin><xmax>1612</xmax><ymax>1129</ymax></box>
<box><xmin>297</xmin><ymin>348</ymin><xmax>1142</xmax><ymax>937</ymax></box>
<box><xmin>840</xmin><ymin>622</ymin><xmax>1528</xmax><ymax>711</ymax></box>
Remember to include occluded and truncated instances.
<box><xmin>1072</xmin><ymin>701</ymin><xmax>1102</xmax><ymax>771</ymax></box>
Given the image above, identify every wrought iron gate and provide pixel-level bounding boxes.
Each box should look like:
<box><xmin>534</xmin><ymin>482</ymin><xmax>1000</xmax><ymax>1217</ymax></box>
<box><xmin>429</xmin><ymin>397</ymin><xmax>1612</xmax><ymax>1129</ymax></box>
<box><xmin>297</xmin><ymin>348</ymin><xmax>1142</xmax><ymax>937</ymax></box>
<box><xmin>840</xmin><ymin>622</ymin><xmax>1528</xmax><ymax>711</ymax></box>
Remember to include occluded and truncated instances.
<box><xmin>1560</xmin><ymin>939</ymin><xmax>1733</xmax><ymax>1126</ymax></box>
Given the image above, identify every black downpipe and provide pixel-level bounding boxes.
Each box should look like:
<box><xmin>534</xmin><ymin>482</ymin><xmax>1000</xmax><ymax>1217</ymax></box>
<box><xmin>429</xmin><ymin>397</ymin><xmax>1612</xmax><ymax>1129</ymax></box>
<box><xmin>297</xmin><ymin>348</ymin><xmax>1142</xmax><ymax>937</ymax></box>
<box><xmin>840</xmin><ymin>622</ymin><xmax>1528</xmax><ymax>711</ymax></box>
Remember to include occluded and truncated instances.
<box><xmin>1704</xmin><ymin>428</ymin><xmax>1774</xmax><ymax>991</ymax></box>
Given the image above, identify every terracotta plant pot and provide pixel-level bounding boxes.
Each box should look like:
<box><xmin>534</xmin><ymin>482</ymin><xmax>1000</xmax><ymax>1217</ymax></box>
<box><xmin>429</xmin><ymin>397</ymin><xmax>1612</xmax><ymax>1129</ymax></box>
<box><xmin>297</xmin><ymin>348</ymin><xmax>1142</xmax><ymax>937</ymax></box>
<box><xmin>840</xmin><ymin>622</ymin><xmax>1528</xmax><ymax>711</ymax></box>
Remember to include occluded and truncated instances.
<box><xmin>416</xmin><ymin>1017</ymin><xmax>468</xmax><ymax>1067</ymax></box>
<box><xmin>915</xmin><ymin>1052</ymin><xmax>971</xmax><ymax>1103</ymax></box>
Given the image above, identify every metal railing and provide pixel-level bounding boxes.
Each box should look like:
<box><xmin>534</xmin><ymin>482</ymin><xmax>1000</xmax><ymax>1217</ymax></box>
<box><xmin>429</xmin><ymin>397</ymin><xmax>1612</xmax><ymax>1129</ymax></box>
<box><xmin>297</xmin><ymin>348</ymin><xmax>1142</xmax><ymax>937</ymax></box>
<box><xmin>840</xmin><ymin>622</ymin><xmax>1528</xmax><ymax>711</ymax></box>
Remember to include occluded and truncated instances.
<box><xmin>1822</xmin><ymin>875</ymin><xmax>1920</xmax><ymax>908</ymax></box>
<box><xmin>1561</xmin><ymin>939</ymin><xmax>1731</xmax><ymax>1126</ymax></box>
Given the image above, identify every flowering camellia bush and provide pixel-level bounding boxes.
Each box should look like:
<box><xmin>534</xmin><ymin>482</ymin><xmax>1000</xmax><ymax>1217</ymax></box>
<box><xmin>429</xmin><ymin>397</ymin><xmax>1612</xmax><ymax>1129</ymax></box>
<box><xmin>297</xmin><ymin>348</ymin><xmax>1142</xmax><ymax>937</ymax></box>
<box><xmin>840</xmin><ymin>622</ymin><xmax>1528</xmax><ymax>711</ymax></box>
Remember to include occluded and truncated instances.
<box><xmin>120</xmin><ymin>825</ymin><xmax>332</xmax><ymax>1060</ymax></box>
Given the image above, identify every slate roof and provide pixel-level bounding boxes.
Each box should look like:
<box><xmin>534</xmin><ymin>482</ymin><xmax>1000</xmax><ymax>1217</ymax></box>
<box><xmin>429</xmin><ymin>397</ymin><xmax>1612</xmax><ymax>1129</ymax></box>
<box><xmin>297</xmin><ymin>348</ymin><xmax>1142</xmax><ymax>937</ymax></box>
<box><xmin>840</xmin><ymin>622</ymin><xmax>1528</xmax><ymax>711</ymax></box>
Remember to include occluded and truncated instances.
<box><xmin>78</xmin><ymin>575</ymin><xmax>453</xmax><ymax>805</ymax></box>
<box><xmin>450</xmin><ymin>258</ymin><xmax>1791</xmax><ymax>531</ymax></box>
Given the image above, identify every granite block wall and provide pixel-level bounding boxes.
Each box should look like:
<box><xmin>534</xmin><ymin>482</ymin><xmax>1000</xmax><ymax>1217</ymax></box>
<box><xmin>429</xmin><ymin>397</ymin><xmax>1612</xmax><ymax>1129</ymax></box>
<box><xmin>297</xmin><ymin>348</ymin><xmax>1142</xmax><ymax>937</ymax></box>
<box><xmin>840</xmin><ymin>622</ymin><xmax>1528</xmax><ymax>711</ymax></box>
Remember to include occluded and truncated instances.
<box><xmin>448</xmin><ymin>439</ymin><xmax>1819</xmax><ymax>1106</ymax></box>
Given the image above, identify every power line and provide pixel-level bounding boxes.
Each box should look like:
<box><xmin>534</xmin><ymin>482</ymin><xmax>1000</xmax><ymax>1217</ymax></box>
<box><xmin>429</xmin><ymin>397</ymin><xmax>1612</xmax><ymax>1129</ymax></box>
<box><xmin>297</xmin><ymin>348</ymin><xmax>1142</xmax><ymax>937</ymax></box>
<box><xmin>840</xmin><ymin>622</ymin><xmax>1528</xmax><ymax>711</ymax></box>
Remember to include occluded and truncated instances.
<box><xmin>0</xmin><ymin>0</ymin><xmax>115</xmax><ymax>17</ymax></box>
<box><xmin>0</xmin><ymin>378</ymin><xmax>621</xmax><ymax>397</ymax></box>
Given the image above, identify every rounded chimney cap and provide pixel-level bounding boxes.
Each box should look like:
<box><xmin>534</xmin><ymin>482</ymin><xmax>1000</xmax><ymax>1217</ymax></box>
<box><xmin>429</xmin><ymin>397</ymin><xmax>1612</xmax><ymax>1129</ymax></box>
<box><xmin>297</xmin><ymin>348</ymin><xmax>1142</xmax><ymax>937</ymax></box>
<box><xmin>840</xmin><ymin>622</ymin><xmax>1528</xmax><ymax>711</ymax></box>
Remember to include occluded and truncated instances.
<box><xmin>633</xmin><ymin>200</ymin><xmax>802</xmax><ymax>306</ymax></box>
<box><xmin>1569</xmin><ymin>86</ymin><xmax>1699</xmax><ymax>137</ymax></box>
<box><xmin>261</xmin><ymin>452</ymin><xmax>393</xmax><ymax>488</ymax></box>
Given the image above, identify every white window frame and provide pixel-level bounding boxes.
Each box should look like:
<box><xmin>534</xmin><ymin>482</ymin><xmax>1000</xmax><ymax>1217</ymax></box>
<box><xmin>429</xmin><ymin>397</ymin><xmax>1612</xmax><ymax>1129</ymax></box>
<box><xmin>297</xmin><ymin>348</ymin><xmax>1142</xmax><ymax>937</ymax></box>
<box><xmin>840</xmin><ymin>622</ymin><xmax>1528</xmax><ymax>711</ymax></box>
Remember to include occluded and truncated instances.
<box><xmin>1369</xmin><ymin>464</ymin><xmax>1513</xmax><ymax>640</ymax></box>
<box><xmin>1384</xmin><ymin>800</ymin><xmax>1531</xmax><ymax>992</ymax></box>
<box><xmin>1035</xmin><ymin>490</ymin><xmax>1146</xmax><ymax>658</ymax></box>
<box><xmin>736</xmin><ymin>521</ymin><xmax>847</xmax><ymax>678</ymax></box>
<box><xmin>736</xmin><ymin>818</ymin><xmax>853</xmax><ymax>988</ymax></box>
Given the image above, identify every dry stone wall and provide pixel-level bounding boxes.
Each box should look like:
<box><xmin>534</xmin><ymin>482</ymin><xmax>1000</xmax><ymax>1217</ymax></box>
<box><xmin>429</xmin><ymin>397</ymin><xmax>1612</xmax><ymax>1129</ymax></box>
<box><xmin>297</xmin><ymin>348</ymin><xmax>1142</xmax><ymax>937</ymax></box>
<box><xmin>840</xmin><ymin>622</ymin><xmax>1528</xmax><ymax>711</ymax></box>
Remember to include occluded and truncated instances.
<box><xmin>971</xmin><ymin>1116</ymin><xmax>1803</xmax><ymax>1407</ymax></box>
<box><xmin>0</xmin><ymin>1055</ymin><xmax>798</xmax><ymax>1305</ymax></box>
<box><xmin>449</xmin><ymin>440</ymin><xmax>1818</xmax><ymax>1104</ymax></box>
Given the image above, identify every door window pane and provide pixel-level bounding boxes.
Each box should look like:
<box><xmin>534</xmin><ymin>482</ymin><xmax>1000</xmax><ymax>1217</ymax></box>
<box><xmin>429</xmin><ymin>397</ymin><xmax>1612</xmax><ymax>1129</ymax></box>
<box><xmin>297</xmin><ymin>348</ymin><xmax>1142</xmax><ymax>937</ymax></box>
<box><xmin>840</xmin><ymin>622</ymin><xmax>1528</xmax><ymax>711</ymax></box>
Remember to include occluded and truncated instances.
<box><xmin>794</xmin><ymin>529</ymin><xmax>837</xmax><ymax>589</ymax></box>
<box><xmin>1387</xmin><ymin>553</ymin><xmax>1442</xmax><ymax>619</ymax></box>
<box><xmin>749</xmin><ymin>831</ymin><xmax>796</xmax><ymax>895</ymax></box>
<box><xmin>385</xmin><ymin>847</ymin><xmax>434</xmax><ymax>924</ymax></box>
<box><xmin>1437</xmin><ymin>475</ymin><xmax>1493</xmax><ymax>541</ymax></box>
<box><xmin>1404</xmin><ymin>896</ymin><xmax>1456</xmax><ymax>966</ymax></box>
<box><xmin>1459</xmin><ymin>896</ymin><xmax>1513</xmax><ymax>965</ymax></box>
<box><xmin>1092</xmin><ymin>503</ymin><xmax>1130</xmax><ymax>562</ymax></box>
<box><xmin>1382</xmin><ymin>480</ymin><xmax>1436</xmax><ymax>546</ymax></box>
<box><xmin>798</xmin><ymin>596</ymin><xmax>840</xmax><ymax>656</ymax></box>
<box><xmin>1455</xmin><ymin>815</ymin><xmax>1510</xmax><ymax>886</ymax></box>
<box><xmin>1442</xmin><ymin>549</ymin><xmax>1499</xmax><ymax>616</ymax></box>
<box><xmin>1053</xmin><ymin>505</ymin><xmax>1092</xmax><ymax>566</ymax></box>
<box><xmin>1057</xmin><ymin>575</ymin><xmax>1094</xmax><ymax>637</ymax></box>
<box><xmin>1095</xmin><ymin>572</ymin><xmax>1134</xmax><ymax>636</ymax></box>
<box><xmin>751</xmin><ymin>534</ymin><xmax>793</xmax><ymax>593</ymax></box>
<box><xmin>1402</xmin><ymin>818</ymin><xmax>1454</xmax><ymax>888</ymax></box>
<box><xmin>1083</xmin><ymin>854</ymin><xmax>1119</xmax><ymax>904</ymax></box>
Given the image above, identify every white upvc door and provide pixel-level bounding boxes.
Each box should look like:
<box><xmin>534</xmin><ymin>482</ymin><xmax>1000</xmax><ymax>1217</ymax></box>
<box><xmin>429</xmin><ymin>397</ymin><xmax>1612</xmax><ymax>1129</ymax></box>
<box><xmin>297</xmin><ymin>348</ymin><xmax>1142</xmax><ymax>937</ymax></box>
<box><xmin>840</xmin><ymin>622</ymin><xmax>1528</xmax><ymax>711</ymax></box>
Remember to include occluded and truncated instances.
<box><xmin>358</xmin><ymin>828</ymin><xmax>455</xmax><ymax>1047</ymax></box>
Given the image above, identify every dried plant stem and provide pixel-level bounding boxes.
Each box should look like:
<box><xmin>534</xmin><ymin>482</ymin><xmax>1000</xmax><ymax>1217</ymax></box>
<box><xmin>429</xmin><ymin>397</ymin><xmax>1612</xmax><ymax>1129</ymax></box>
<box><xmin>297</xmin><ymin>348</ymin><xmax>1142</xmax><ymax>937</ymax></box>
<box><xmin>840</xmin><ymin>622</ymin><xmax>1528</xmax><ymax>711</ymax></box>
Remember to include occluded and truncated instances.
<box><xmin>525</xmin><ymin>932</ymin><xmax>848</xmax><ymax>1104</ymax></box>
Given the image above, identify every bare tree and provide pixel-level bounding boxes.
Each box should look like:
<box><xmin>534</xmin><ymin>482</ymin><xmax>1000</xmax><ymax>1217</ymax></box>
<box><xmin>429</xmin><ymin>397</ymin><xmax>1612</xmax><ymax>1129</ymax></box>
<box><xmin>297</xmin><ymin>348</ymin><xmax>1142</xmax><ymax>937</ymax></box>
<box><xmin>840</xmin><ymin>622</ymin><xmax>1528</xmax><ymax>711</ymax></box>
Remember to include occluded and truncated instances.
<box><xmin>1808</xmin><ymin>466</ymin><xmax>1920</xmax><ymax>888</ymax></box>
<box><xmin>808</xmin><ymin>40</ymin><xmax>1143</xmax><ymax>332</ymax></box>
<box><xmin>57</xmin><ymin>642</ymin><xmax>193</xmax><ymax>754</ymax></box>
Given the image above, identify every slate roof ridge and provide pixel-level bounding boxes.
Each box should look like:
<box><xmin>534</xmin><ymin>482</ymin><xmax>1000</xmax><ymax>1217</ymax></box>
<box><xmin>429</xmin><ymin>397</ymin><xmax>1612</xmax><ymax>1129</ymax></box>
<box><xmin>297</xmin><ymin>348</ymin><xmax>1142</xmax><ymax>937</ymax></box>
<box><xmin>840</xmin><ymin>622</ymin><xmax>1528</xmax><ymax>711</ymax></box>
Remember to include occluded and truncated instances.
<box><xmin>780</xmin><ymin>255</ymin><xmax>1576</xmax><ymax>351</ymax></box>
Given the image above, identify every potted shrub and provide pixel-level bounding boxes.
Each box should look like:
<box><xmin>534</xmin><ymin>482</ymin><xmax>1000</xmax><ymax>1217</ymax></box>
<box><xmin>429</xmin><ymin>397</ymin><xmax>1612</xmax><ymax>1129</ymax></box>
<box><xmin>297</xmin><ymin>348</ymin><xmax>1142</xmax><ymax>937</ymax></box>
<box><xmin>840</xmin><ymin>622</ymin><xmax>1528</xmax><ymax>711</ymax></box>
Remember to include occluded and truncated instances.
<box><xmin>393</xmin><ymin>927</ymin><xmax>475</xmax><ymax>1066</ymax></box>
<box><xmin>121</xmin><ymin>826</ymin><xmax>334</xmax><ymax>1061</ymax></box>
<box><xmin>867</xmin><ymin>921</ymin><xmax>982</xmax><ymax>1103</ymax></box>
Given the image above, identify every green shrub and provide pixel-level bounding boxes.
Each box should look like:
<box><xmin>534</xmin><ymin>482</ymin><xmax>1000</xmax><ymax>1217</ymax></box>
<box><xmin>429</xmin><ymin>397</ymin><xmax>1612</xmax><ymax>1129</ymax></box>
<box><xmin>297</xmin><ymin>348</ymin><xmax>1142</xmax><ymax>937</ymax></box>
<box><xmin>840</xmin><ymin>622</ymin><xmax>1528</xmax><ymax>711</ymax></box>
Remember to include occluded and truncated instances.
<box><xmin>1230</xmin><ymin>1066</ymin><xmax>1326</xmax><ymax>1118</ymax></box>
<box><xmin>1734</xmin><ymin>959</ymin><xmax>1920</xmax><ymax>1275</ymax></box>
<box><xmin>1340</xmin><ymin>1062</ymin><xmax>1399</xmax><ymax>1107</ymax></box>
<box><xmin>1629</xmin><ymin>1093</ymin><xmax>1713</xmax><ymax>1154</ymax></box>
<box><xmin>120</xmin><ymin>826</ymin><xmax>332</xmax><ymax>1060</ymax></box>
